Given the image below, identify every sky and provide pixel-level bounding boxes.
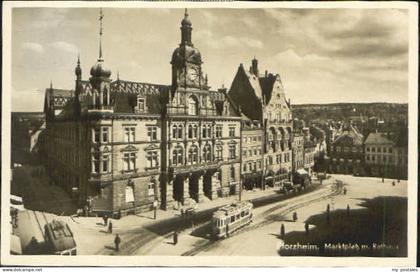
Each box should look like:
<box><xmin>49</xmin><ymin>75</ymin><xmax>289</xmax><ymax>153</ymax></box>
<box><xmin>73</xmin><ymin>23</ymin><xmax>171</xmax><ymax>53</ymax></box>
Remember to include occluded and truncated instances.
<box><xmin>11</xmin><ymin>7</ymin><xmax>409</xmax><ymax>112</ymax></box>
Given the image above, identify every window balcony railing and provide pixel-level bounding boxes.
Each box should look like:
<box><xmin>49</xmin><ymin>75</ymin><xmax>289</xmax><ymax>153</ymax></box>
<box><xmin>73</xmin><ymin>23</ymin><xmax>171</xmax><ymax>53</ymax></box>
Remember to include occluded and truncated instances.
<box><xmin>88</xmin><ymin>105</ymin><xmax>113</xmax><ymax>111</ymax></box>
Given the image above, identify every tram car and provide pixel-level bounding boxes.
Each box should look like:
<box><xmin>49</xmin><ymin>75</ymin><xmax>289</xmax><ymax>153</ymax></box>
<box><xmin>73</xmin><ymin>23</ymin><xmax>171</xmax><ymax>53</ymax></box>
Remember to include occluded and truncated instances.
<box><xmin>14</xmin><ymin>210</ymin><xmax>77</xmax><ymax>255</ymax></box>
<box><xmin>44</xmin><ymin>220</ymin><xmax>77</xmax><ymax>255</ymax></box>
<box><xmin>211</xmin><ymin>201</ymin><xmax>253</xmax><ymax>239</ymax></box>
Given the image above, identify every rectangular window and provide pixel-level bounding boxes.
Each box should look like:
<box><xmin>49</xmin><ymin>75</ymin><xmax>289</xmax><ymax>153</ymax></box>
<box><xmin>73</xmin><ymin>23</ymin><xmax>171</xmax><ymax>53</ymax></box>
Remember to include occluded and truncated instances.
<box><xmin>146</xmin><ymin>151</ymin><xmax>159</xmax><ymax>168</ymax></box>
<box><xmin>243</xmin><ymin>164</ymin><xmax>247</xmax><ymax>172</ymax></box>
<box><xmin>148</xmin><ymin>182</ymin><xmax>155</xmax><ymax>196</ymax></box>
<box><xmin>93</xmin><ymin>128</ymin><xmax>100</xmax><ymax>143</ymax></box>
<box><xmin>216</xmin><ymin>126</ymin><xmax>223</xmax><ymax>138</ymax></box>
<box><xmin>372</xmin><ymin>147</ymin><xmax>376</xmax><ymax>152</ymax></box>
<box><xmin>229</xmin><ymin>145</ymin><xmax>236</xmax><ymax>159</ymax></box>
<box><xmin>389</xmin><ymin>147</ymin><xmax>393</xmax><ymax>153</ymax></box>
<box><xmin>147</xmin><ymin>126</ymin><xmax>157</xmax><ymax>141</ymax></box>
<box><xmin>101</xmin><ymin>127</ymin><xmax>109</xmax><ymax>143</ymax></box>
<box><xmin>242</xmin><ymin>150</ymin><xmax>247</xmax><ymax>157</ymax></box>
<box><xmin>92</xmin><ymin>153</ymin><xmax>100</xmax><ymax>174</ymax></box>
<box><xmin>367</xmin><ymin>147</ymin><xmax>370</xmax><ymax>152</ymax></box>
<box><xmin>137</xmin><ymin>97</ymin><xmax>145</xmax><ymax>112</ymax></box>
<box><xmin>258</xmin><ymin>161</ymin><xmax>262</xmax><ymax>169</ymax></box>
<box><xmin>124</xmin><ymin>127</ymin><xmax>136</xmax><ymax>142</ymax></box>
<box><xmin>253</xmin><ymin>162</ymin><xmax>257</xmax><ymax>171</ymax></box>
<box><xmin>102</xmin><ymin>155</ymin><xmax>109</xmax><ymax>173</ymax></box>
<box><xmin>229</xmin><ymin>127</ymin><xmax>235</xmax><ymax>137</ymax></box>
<box><xmin>123</xmin><ymin>152</ymin><xmax>136</xmax><ymax>171</ymax></box>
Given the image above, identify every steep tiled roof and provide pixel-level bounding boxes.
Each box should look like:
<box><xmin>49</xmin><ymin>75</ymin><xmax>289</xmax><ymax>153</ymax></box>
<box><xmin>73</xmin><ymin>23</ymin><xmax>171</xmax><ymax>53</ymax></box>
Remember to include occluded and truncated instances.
<box><xmin>258</xmin><ymin>74</ymin><xmax>276</xmax><ymax>104</ymax></box>
<box><xmin>110</xmin><ymin>80</ymin><xmax>169</xmax><ymax>114</ymax></box>
<box><xmin>333</xmin><ymin>127</ymin><xmax>364</xmax><ymax>146</ymax></box>
<box><xmin>243</xmin><ymin>69</ymin><xmax>263</xmax><ymax>99</ymax></box>
<box><xmin>365</xmin><ymin>132</ymin><xmax>395</xmax><ymax>145</ymax></box>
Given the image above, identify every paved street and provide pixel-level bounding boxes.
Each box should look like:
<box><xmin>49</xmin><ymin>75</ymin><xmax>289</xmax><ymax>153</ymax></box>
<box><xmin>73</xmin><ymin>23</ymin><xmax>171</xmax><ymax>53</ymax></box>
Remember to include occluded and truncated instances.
<box><xmin>11</xmin><ymin>168</ymin><xmax>406</xmax><ymax>256</ymax></box>
<box><xmin>136</xmin><ymin>175</ymin><xmax>407</xmax><ymax>256</ymax></box>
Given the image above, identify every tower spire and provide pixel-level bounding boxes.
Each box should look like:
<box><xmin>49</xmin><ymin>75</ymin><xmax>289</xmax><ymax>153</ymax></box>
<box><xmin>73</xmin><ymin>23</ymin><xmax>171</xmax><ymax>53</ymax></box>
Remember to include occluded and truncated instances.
<box><xmin>180</xmin><ymin>8</ymin><xmax>192</xmax><ymax>45</ymax></box>
<box><xmin>75</xmin><ymin>53</ymin><xmax>82</xmax><ymax>78</ymax></box>
<box><xmin>98</xmin><ymin>8</ymin><xmax>104</xmax><ymax>61</ymax></box>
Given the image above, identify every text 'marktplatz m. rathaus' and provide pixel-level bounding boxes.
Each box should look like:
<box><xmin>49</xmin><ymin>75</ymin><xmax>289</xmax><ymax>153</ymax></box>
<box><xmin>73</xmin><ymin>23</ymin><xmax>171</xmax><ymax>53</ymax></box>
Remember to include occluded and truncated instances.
<box><xmin>43</xmin><ymin>9</ymin><xmax>293</xmax><ymax>217</ymax></box>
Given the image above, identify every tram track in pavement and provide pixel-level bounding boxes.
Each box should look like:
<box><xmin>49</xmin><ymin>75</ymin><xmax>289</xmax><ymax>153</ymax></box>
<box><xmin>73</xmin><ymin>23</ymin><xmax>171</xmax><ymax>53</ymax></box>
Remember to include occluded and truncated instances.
<box><xmin>100</xmin><ymin>183</ymin><xmax>332</xmax><ymax>255</ymax></box>
<box><xmin>180</xmin><ymin>184</ymin><xmax>339</xmax><ymax>256</ymax></box>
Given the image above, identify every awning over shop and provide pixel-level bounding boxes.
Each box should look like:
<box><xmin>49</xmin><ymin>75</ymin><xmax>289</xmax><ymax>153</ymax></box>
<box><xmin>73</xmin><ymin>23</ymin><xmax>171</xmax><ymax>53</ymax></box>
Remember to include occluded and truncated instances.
<box><xmin>296</xmin><ymin>169</ymin><xmax>309</xmax><ymax>176</ymax></box>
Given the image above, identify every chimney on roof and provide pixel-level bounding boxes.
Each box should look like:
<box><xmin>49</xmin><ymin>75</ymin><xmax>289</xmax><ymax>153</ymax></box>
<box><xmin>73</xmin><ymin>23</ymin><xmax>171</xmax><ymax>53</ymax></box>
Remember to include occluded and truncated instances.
<box><xmin>251</xmin><ymin>57</ymin><xmax>259</xmax><ymax>76</ymax></box>
<box><xmin>218</xmin><ymin>85</ymin><xmax>227</xmax><ymax>94</ymax></box>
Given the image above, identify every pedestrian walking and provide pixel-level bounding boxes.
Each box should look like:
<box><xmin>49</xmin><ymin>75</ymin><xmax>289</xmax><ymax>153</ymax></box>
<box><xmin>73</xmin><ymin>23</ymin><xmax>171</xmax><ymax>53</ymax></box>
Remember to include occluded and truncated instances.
<box><xmin>108</xmin><ymin>221</ymin><xmax>113</xmax><ymax>233</ymax></box>
<box><xmin>114</xmin><ymin>234</ymin><xmax>121</xmax><ymax>252</ymax></box>
<box><xmin>292</xmin><ymin>211</ymin><xmax>298</xmax><ymax>222</ymax></box>
<box><xmin>343</xmin><ymin>187</ymin><xmax>347</xmax><ymax>195</ymax></box>
<box><xmin>392</xmin><ymin>181</ymin><xmax>395</xmax><ymax>186</ymax></box>
<box><xmin>173</xmin><ymin>231</ymin><xmax>178</xmax><ymax>245</ymax></box>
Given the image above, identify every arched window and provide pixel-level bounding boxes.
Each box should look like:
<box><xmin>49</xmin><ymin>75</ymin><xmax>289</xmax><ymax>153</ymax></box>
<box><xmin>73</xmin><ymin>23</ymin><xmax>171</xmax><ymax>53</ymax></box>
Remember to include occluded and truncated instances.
<box><xmin>188</xmin><ymin>125</ymin><xmax>193</xmax><ymax>139</ymax></box>
<box><xmin>203</xmin><ymin>144</ymin><xmax>212</xmax><ymax>162</ymax></box>
<box><xmin>215</xmin><ymin>145</ymin><xmax>223</xmax><ymax>161</ymax></box>
<box><xmin>178</xmin><ymin>125</ymin><xmax>183</xmax><ymax>139</ymax></box>
<box><xmin>172</xmin><ymin>125</ymin><xmax>178</xmax><ymax>139</ymax></box>
<box><xmin>188</xmin><ymin>96</ymin><xmax>198</xmax><ymax>115</ymax></box>
<box><xmin>188</xmin><ymin>145</ymin><xmax>199</xmax><ymax>164</ymax></box>
<box><xmin>202</xmin><ymin>125</ymin><xmax>207</xmax><ymax>138</ymax></box>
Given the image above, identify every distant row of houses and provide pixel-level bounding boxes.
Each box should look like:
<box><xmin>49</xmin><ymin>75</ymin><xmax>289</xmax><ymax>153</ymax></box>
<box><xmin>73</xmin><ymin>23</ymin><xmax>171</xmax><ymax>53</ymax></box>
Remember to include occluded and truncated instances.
<box><xmin>316</xmin><ymin>122</ymin><xmax>408</xmax><ymax>179</ymax></box>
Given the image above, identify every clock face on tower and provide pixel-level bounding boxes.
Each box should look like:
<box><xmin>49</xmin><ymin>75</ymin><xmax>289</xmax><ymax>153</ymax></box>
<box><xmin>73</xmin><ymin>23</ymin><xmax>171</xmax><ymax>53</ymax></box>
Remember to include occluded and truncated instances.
<box><xmin>188</xmin><ymin>68</ymin><xmax>198</xmax><ymax>81</ymax></box>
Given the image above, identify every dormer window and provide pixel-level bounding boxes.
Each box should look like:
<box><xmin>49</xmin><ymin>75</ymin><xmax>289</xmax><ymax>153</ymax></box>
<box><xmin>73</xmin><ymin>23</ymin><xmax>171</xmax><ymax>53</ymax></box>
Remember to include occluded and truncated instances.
<box><xmin>188</xmin><ymin>96</ymin><xmax>198</xmax><ymax>115</ymax></box>
<box><xmin>136</xmin><ymin>96</ymin><xmax>146</xmax><ymax>113</ymax></box>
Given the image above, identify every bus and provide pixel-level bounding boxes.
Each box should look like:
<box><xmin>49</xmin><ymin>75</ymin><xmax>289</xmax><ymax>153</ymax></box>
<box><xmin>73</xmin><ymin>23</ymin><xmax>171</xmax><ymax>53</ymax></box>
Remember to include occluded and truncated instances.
<box><xmin>211</xmin><ymin>201</ymin><xmax>253</xmax><ymax>239</ymax></box>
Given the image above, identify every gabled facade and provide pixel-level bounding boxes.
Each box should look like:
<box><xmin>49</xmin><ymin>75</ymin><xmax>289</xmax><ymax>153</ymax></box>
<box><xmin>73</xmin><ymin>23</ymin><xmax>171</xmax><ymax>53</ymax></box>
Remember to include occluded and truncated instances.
<box><xmin>328</xmin><ymin>124</ymin><xmax>364</xmax><ymax>175</ymax></box>
<box><xmin>229</xmin><ymin>58</ymin><xmax>293</xmax><ymax>188</ymax></box>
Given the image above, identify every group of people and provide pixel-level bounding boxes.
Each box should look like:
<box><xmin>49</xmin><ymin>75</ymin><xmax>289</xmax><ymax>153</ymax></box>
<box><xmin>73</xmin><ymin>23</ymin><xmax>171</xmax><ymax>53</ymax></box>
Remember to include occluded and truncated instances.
<box><xmin>102</xmin><ymin>214</ymin><xmax>113</xmax><ymax>233</ymax></box>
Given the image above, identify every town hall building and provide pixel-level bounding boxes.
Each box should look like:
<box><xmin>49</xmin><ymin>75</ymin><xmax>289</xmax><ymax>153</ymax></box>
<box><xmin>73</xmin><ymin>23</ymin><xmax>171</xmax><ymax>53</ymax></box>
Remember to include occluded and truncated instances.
<box><xmin>43</xmin><ymin>9</ymin><xmax>242</xmax><ymax>216</ymax></box>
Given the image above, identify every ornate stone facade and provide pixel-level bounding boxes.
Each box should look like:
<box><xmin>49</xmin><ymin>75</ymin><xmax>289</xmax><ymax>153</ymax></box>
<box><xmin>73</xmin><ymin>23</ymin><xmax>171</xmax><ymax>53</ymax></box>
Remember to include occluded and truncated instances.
<box><xmin>43</xmin><ymin>9</ymin><xmax>241</xmax><ymax>216</ymax></box>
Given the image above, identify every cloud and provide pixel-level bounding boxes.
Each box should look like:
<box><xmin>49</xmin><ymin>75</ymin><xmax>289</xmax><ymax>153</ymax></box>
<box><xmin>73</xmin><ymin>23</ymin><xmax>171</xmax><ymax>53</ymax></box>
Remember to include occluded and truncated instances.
<box><xmin>49</xmin><ymin>41</ymin><xmax>78</xmax><ymax>54</ymax></box>
<box><xmin>21</xmin><ymin>42</ymin><xmax>44</xmax><ymax>54</ymax></box>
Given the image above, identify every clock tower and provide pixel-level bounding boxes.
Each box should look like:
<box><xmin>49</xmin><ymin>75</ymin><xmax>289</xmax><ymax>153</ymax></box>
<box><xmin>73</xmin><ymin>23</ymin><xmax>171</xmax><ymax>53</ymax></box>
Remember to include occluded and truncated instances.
<box><xmin>171</xmin><ymin>9</ymin><xmax>207</xmax><ymax>93</ymax></box>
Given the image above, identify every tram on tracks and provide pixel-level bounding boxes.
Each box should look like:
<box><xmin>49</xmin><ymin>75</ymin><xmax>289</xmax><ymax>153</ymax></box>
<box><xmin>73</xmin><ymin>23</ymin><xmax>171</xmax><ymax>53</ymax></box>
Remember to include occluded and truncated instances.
<box><xmin>211</xmin><ymin>201</ymin><xmax>253</xmax><ymax>239</ymax></box>
<box><xmin>15</xmin><ymin>210</ymin><xmax>77</xmax><ymax>255</ymax></box>
<box><xmin>44</xmin><ymin>220</ymin><xmax>77</xmax><ymax>255</ymax></box>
